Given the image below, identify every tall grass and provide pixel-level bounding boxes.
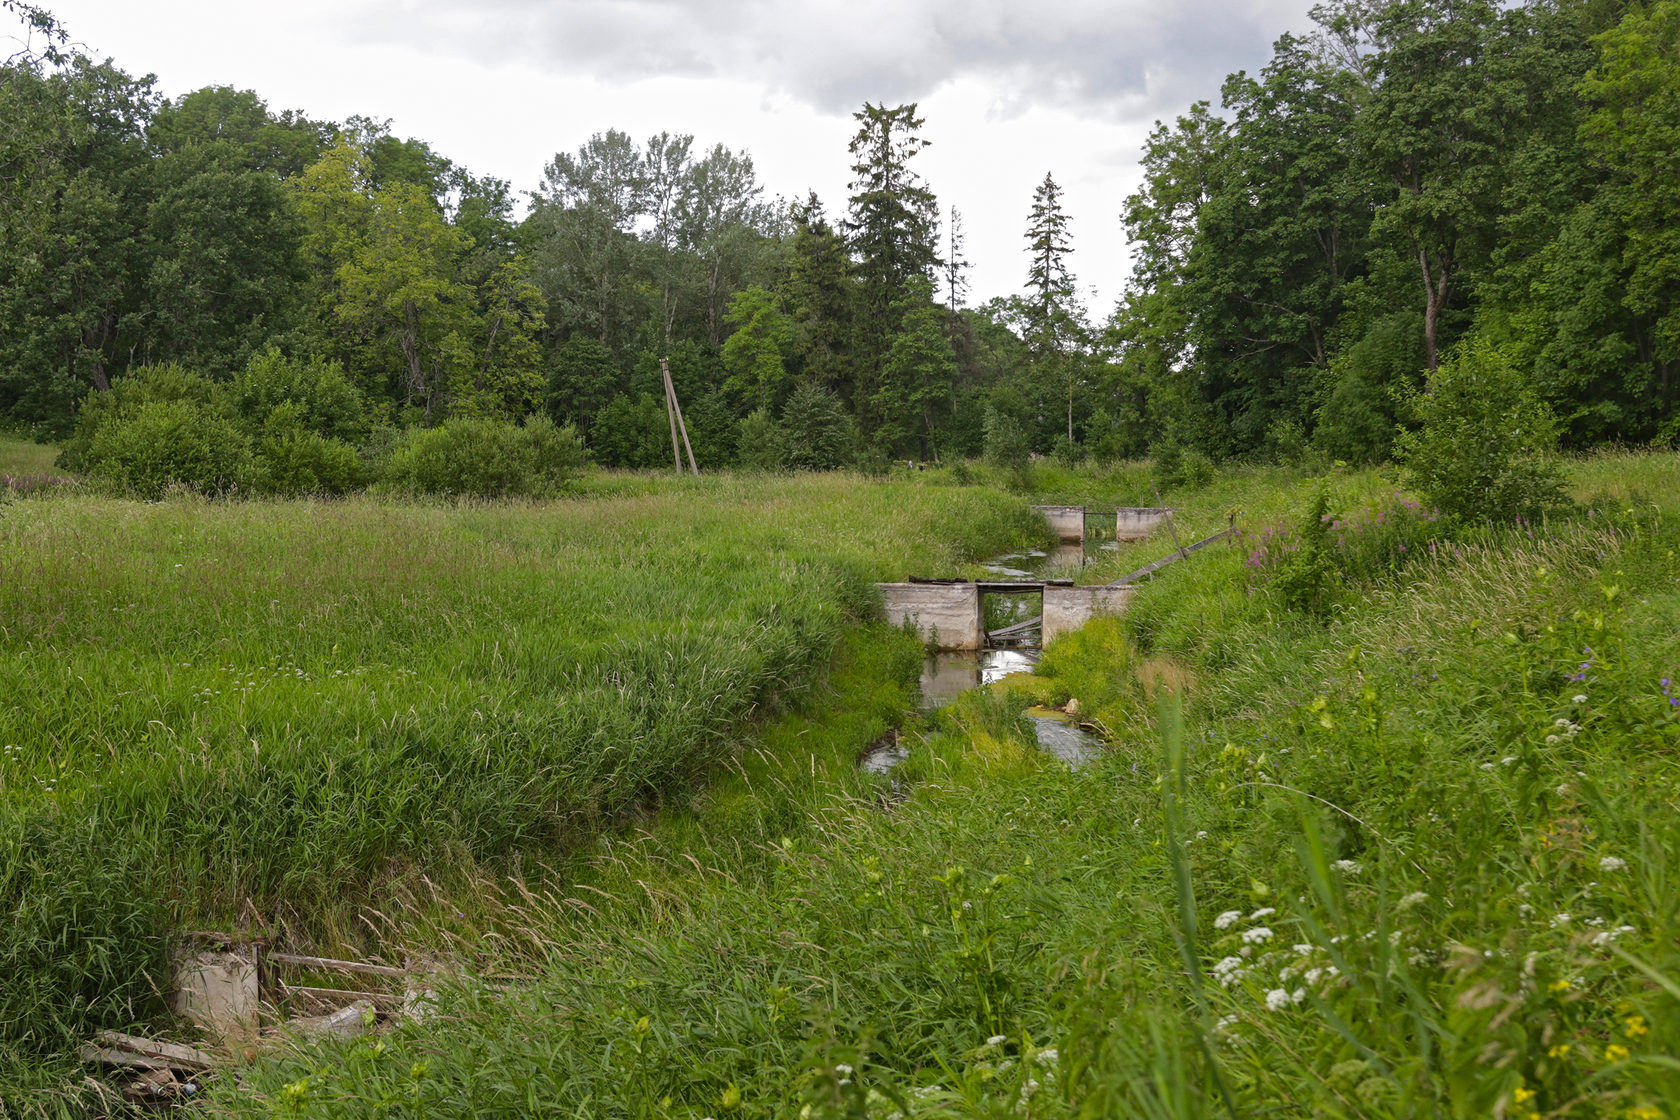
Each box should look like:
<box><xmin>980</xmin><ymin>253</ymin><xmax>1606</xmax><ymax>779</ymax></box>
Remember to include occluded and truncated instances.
<box><xmin>217</xmin><ymin>454</ymin><xmax>1680</xmax><ymax>1118</ymax></box>
<box><xmin>0</xmin><ymin>473</ymin><xmax>1046</xmax><ymax>1097</ymax></box>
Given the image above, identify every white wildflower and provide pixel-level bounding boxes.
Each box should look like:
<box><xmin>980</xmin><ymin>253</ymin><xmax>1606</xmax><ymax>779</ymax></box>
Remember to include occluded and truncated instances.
<box><xmin>1550</xmin><ymin>912</ymin><xmax>1571</xmax><ymax>928</ymax></box>
<box><xmin>1331</xmin><ymin>860</ymin><xmax>1362</xmax><ymax>874</ymax></box>
<box><xmin>835</xmin><ymin>1063</ymin><xmax>853</xmax><ymax>1076</ymax></box>
<box><xmin>1481</xmin><ymin>762</ymin><xmax>1495</xmax><ymax>771</ymax></box>
<box><xmin>1249</xmin><ymin>907</ymin><xmax>1276</xmax><ymax>920</ymax></box>
<box><xmin>986</xmin><ymin>1035</ymin><xmax>1007</xmax><ymax>1047</ymax></box>
<box><xmin>1572</xmin><ymin>694</ymin><xmax>1588</xmax><ymax>704</ymax></box>
<box><xmin>1214</xmin><ymin>910</ymin><xmax>1243</xmax><ymax>930</ymax></box>
<box><xmin>1398</xmin><ymin>891</ymin><xmax>1429</xmax><ymax>910</ymax></box>
<box><xmin>1555</xmin><ymin>718</ymin><xmax>1572</xmax><ymax>729</ymax></box>
<box><xmin>1292</xmin><ymin>988</ymin><xmax>1306</xmax><ymax>1004</ymax></box>
<box><xmin>1211</xmin><ymin>956</ymin><xmax>1244</xmax><ymax>979</ymax></box>
<box><xmin>1501</xmin><ymin>756</ymin><xmax>1518</xmax><ymax>765</ymax></box>
<box><xmin>1599</xmin><ymin>856</ymin><xmax>1627</xmax><ymax>872</ymax></box>
<box><xmin>1264</xmin><ymin>989</ymin><xmax>1291</xmax><ymax>1011</ymax></box>
<box><xmin>1241</xmin><ymin>926</ymin><xmax>1274</xmax><ymax>945</ymax></box>
<box><xmin>1214</xmin><ymin>1015</ymin><xmax>1238</xmax><ymax>1034</ymax></box>
<box><xmin>1304</xmin><ymin>968</ymin><xmax>1323</xmax><ymax>984</ymax></box>
<box><xmin>1035</xmin><ymin>1049</ymin><xmax>1058</xmax><ymax>1066</ymax></box>
<box><xmin>1545</xmin><ymin>734</ymin><xmax>1562</xmax><ymax>744</ymax></box>
<box><xmin>1292</xmin><ymin>943</ymin><xmax>1315</xmax><ymax>956</ymax></box>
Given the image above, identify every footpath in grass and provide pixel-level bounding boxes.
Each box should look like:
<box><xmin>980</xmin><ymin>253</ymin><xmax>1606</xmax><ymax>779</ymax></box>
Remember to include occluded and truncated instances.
<box><xmin>0</xmin><ymin>472</ymin><xmax>1048</xmax><ymax>1100</ymax></box>
<box><xmin>217</xmin><ymin>455</ymin><xmax>1680</xmax><ymax>1119</ymax></box>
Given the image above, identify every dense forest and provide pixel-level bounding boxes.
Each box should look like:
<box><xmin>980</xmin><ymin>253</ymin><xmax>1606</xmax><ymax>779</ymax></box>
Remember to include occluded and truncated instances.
<box><xmin>2</xmin><ymin>0</ymin><xmax>1678</xmax><ymax>491</ymax></box>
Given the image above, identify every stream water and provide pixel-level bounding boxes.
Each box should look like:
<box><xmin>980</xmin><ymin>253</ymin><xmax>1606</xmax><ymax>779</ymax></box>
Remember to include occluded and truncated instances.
<box><xmin>861</xmin><ymin>524</ymin><xmax>1107</xmax><ymax>774</ymax></box>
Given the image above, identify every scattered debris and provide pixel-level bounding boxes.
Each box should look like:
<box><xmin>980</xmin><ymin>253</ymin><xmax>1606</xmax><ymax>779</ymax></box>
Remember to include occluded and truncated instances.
<box><xmin>286</xmin><ymin>999</ymin><xmax>376</xmax><ymax>1040</ymax></box>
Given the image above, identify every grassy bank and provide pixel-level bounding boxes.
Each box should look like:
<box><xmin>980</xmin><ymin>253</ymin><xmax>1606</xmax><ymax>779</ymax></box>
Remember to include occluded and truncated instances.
<box><xmin>216</xmin><ymin>453</ymin><xmax>1680</xmax><ymax>1118</ymax></box>
<box><xmin>0</xmin><ymin>472</ymin><xmax>1048</xmax><ymax>1099</ymax></box>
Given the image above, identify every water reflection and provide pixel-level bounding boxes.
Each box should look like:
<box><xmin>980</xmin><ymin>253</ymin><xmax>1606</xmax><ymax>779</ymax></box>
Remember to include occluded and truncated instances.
<box><xmin>1027</xmin><ymin>712</ymin><xmax>1102</xmax><ymax>768</ymax></box>
<box><xmin>919</xmin><ymin>649</ymin><xmax>1041</xmax><ymax>708</ymax></box>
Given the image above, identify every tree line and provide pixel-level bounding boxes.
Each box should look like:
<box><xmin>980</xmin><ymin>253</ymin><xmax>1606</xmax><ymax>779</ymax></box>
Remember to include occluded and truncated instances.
<box><xmin>0</xmin><ymin>7</ymin><xmax>1086</xmax><ymax>484</ymax></box>
<box><xmin>4</xmin><ymin>0</ymin><xmax>1675</xmax><ymax>490</ymax></box>
<box><xmin>1113</xmin><ymin>0</ymin><xmax>1680</xmax><ymax>464</ymax></box>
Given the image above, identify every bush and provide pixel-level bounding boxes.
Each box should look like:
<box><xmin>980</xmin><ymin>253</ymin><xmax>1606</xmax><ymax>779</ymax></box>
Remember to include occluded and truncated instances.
<box><xmin>231</xmin><ymin>350</ymin><xmax>367</xmax><ymax>442</ymax></box>
<box><xmin>80</xmin><ymin>399</ymin><xmax>256</xmax><ymax>498</ymax></box>
<box><xmin>1151</xmin><ymin>438</ymin><xmax>1214</xmax><ymax>492</ymax></box>
<box><xmin>779</xmin><ymin>382</ymin><xmax>857</xmax><ymax>471</ymax></box>
<box><xmin>735</xmin><ymin>408</ymin><xmax>785</xmax><ymax>472</ymax></box>
<box><xmin>982</xmin><ymin>407</ymin><xmax>1032</xmax><ymax>488</ymax></box>
<box><xmin>255</xmin><ymin>405</ymin><xmax>366</xmax><ymax>496</ymax></box>
<box><xmin>380</xmin><ymin>415</ymin><xmax>586</xmax><ymax>498</ymax></box>
<box><xmin>1396</xmin><ymin>338</ymin><xmax>1568</xmax><ymax>523</ymax></box>
<box><xmin>56</xmin><ymin>363</ymin><xmax>230</xmax><ymax>474</ymax></box>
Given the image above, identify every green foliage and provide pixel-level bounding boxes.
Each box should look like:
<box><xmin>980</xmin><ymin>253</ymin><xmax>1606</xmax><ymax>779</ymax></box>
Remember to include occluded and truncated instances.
<box><xmin>231</xmin><ymin>348</ymin><xmax>367</xmax><ymax>441</ymax></box>
<box><xmin>981</xmin><ymin>407</ymin><xmax>1030</xmax><ymax>475</ymax></box>
<box><xmin>735</xmin><ymin>406</ymin><xmax>785</xmax><ymax>471</ymax></box>
<box><xmin>721</xmin><ymin>284</ymin><xmax>795</xmax><ymax>413</ymax></box>
<box><xmin>590</xmin><ymin>393</ymin><xmax>672</xmax><ymax>469</ymax></box>
<box><xmin>780</xmin><ymin>382</ymin><xmax>857</xmax><ymax>471</ymax></box>
<box><xmin>1396</xmin><ymin>338</ymin><xmax>1568</xmax><ymax>523</ymax></box>
<box><xmin>379</xmin><ymin>414</ymin><xmax>584</xmax><ymax>497</ymax></box>
<box><xmin>254</xmin><ymin>407</ymin><xmax>366</xmax><ymax>496</ymax></box>
<box><xmin>1266</xmin><ymin>489</ymin><xmax>1345</xmax><ymax>618</ymax></box>
<box><xmin>1150</xmin><ymin>439</ymin><xmax>1213</xmax><ymax>493</ymax></box>
<box><xmin>80</xmin><ymin>399</ymin><xmax>256</xmax><ymax>498</ymax></box>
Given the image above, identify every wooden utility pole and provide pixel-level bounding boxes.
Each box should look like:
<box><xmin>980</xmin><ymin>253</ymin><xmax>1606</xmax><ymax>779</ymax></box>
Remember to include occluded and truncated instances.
<box><xmin>661</xmin><ymin>357</ymin><xmax>699</xmax><ymax>474</ymax></box>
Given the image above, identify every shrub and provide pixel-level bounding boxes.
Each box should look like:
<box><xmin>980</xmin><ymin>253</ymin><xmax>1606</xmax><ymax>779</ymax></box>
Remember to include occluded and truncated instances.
<box><xmin>1396</xmin><ymin>338</ymin><xmax>1569</xmax><ymax>523</ymax></box>
<box><xmin>80</xmin><ymin>399</ymin><xmax>256</xmax><ymax>498</ymax></box>
<box><xmin>735</xmin><ymin>408</ymin><xmax>785</xmax><ymax>472</ymax></box>
<box><xmin>231</xmin><ymin>350</ymin><xmax>367</xmax><ymax>442</ymax></box>
<box><xmin>56</xmin><ymin>363</ymin><xmax>230</xmax><ymax>474</ymax></box>
<box><xmin>380</xmin><ymin>415</ymin><xmax>585</xmax><ymax>498</ymax></box>
<box><xmin>1151</xmin><ymin>438</ymin><xmax>1214</xmax><ymax>492</ymax></box>
<box><xmin>1050</xmin><ymin>434</ymin><xmax>1085</xmax><ymax>468</ymax></box>
<box><xmin>1245</xmin><ymin>489</ymin><xmax>1450</xmax><ymax>615</ymax></box>
<box><xmin>779</xmin><ymin>382</ymin><xmax>857</xmax><ymax>471</ymax></box>
<box><xmin>982</xmin><ymin>407</ymin><xmax>1030</xmax><ymax>472</ymax></box>
<box><xmin>254</xmin><ymin>405</ymin><xmax>366</xmax><ymax>496</ymax></box>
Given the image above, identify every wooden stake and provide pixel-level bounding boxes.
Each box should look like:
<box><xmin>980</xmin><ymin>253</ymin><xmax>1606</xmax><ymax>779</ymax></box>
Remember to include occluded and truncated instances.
<box><xmin>661</xmin><ymin>360</ymin><xmax>683</xmax><ymax>473</ymax></box>
<box><xmin>661</xmin><ymin>357</ymin><xmax>699</xmax><ymax>475</ymax></box>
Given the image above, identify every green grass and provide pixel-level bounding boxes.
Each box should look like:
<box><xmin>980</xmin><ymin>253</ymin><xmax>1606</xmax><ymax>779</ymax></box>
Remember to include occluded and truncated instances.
<box><xmin>210</xmin><ymin>454</ymin><xmax>1680</xmax><ymax>1120</ymax></box>
<box><xmin>0</xmin><ymin>472</ymin><xmax>1047</xmax><ymax>1100</ymax></box>
<box><xmin>0</xmin><ymin>433</ymin><xmax>62</xmax><ymax>477</ymax></box>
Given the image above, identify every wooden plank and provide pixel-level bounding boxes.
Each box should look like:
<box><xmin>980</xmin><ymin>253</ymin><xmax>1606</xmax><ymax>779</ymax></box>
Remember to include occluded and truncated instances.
<box><xmin>975</xmin><ymin>581</ymin><xmax>1045</xmax><ymax>593</ymax></box>
<box><xmin>987</xmin><ymin>616</ymin><xmax>1043</xmax><ymax>639</ymax></box>
<box><xmin>266</xmin><ymin>951</ymin><xmax>407</xmax><ymax>979</ymax></box>
<box><xmin>92</xmin><ymin>1031</ymin><xmax>215</xmax><ymax>1071</ymax></box>
<box><xmin>1107</xmin><ymin>527</ymin><xmax>1236</xmax><ymax>587</ymax></box>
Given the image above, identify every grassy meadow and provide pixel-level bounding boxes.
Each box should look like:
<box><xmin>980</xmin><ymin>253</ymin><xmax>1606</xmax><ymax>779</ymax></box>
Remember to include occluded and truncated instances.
<box><xmin>205</xmin><ymin>452</ymin><xmax>1679</xmax><ymax>1120</ymax></box>
<box><xmin>4</xmin><ymin>441</ymin><xmax>1679</xmax><ymax>1118</ymax></box>
<box><xmin>0</xmin><ymin>466</ymin><xmax>1048</xmax><ymax>1100</ymax></box>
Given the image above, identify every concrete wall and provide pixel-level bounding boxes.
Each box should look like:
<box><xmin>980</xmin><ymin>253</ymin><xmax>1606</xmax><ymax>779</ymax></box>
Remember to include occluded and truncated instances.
<box><xmin>1042</xmin><ymin>585</ymin><xmax>1135</xmax><ymax>643</ymax></box>
<box><xmin>1032</xmin><ymin>505</ymin><xmax>1086</xmax><ymax>543</ymax></box>
<box><xmin>1115</xmin><ymin>507</ymin><xmax>1174</xmax><ymax>542</ymax></box>
<box><xmin>878</xmin><ymin>583</ymin><xmax>984</xmax><ymax>650</ymax></box>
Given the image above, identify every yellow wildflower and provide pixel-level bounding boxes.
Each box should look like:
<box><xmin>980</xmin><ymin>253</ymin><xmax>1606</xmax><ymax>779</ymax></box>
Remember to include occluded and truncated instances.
<box><xmin>1605</xmin><ymin>1044</ymin><xmax>1631</xmax><ymax>1062</ymax></box>
<box><xmin>1546</xmin><ymin>1043</ymin><xmax>1570</xmax><ymax>1059</ymax></box>
<box><xmin>1624</xmin><ymin>1015</ymin><xmax>1648</xmax><ymax>1039</ymax></box>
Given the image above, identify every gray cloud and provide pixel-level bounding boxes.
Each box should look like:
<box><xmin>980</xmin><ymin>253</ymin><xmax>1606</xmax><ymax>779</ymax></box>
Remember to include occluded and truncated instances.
<box><xmin>351</xmin><ymin>0</ymin><xmax>1309</xmax><ymax>121</ymax></box>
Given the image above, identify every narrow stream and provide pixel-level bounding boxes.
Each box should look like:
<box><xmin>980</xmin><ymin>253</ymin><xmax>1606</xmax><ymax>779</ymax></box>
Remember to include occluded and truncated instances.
<box><xmin>862</xmin><ymin>521</ymin><xmax>1107</xmax><ymax>774</ymax></box>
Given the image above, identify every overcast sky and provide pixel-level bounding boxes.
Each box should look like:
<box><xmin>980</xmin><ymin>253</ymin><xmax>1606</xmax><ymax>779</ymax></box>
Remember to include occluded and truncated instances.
<box><xmin>33</xmin><ymin>0</ymin><xmax>1313</xmax><ymax>314</ymax></box>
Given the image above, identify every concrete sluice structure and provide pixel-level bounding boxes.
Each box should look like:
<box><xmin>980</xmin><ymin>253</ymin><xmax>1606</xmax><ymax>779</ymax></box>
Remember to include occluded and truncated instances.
<box><xmin>1115</xmin><ymin>507</ymin><xmax>1175</xmax><ymax>541</ymax></box>
<box><xmin>1031</xmin><ymin>505</ymin><xmax>1086</xmax><ymax>543</ymax></box>
<box><xmin>878</xmin><ymin>581</ymin><xmax>1134</xmax><ymax>651</ymax></box>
